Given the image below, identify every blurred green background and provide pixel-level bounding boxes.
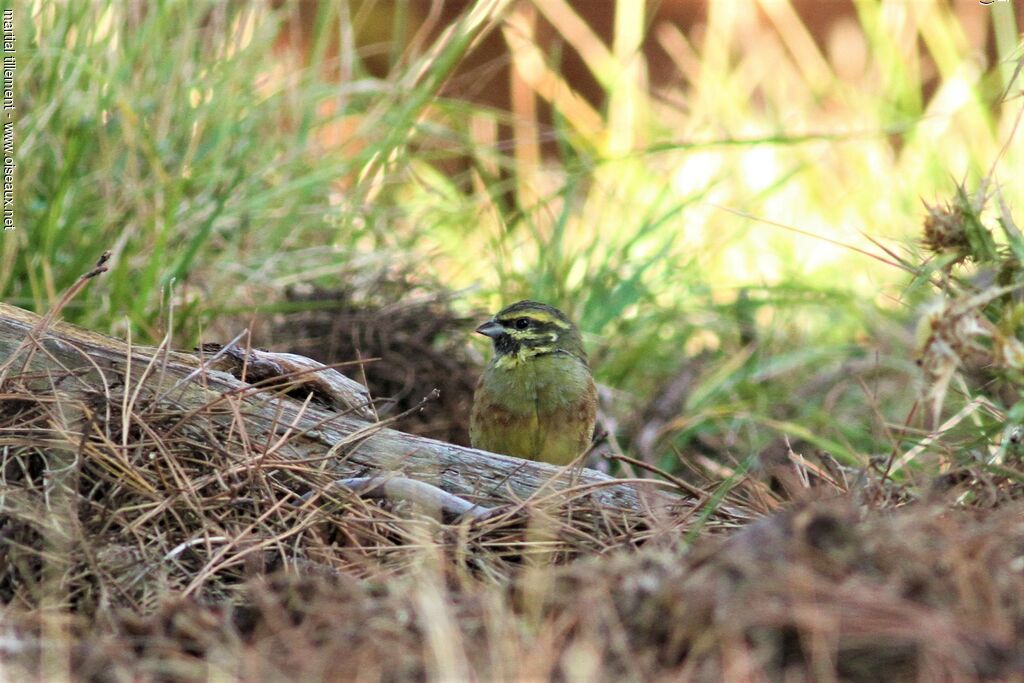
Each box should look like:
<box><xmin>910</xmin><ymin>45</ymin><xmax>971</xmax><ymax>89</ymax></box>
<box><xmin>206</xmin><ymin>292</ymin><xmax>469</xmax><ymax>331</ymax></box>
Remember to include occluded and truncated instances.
<box><xmin>5</xmin><ymin>0</ymin><xmax>1023</xmax><ymax>481</ymax></box>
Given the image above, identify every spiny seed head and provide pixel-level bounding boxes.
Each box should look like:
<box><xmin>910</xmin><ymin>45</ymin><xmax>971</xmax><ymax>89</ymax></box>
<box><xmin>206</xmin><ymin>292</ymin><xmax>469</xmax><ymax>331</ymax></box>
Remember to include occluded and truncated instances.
<box><xmin>923</xmin><ymin>201</ymin><xmax>970</xmax><ymax>253</ymax></box>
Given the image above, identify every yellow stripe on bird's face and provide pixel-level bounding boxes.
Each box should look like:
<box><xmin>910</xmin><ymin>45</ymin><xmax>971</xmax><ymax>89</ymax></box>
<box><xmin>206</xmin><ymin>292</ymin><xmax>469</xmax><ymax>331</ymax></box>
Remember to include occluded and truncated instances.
<box><xmin>493</xmin><ymin>341</ymin><xmax>557</xmax><ymax>368</ymax></box>
<box><xmin>497</xmin><ymin>308</ymin><xmax>571</xmax><ymax>329</ymax></box>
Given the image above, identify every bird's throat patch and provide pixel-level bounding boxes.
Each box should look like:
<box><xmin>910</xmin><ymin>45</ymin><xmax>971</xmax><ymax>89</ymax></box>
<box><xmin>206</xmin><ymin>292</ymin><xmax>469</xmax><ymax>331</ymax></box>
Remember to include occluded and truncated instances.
<box><xmin>493</xmin><ymin>343</ymin><xmax>557</xmax><ymax>369</ymax></box>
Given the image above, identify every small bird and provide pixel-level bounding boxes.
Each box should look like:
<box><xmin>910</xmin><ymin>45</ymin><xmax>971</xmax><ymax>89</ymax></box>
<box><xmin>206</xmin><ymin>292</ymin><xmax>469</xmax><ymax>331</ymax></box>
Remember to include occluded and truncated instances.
<box><xmin>470</xmin><ymin>300</ymin><xmax>597</xmax><ymax>465</ymax></box>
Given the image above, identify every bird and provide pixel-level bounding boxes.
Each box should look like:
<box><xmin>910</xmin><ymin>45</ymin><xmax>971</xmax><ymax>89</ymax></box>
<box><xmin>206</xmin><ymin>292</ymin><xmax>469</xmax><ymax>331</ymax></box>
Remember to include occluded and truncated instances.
<box><xmin>470</xmin><ymin>300</ymin><xmax>597</xmax><ymax>465</ymax></box>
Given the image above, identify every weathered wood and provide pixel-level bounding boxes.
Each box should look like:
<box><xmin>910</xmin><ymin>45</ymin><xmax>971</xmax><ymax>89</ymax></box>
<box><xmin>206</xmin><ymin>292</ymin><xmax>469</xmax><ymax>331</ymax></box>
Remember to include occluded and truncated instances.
<box><xmin>0</xmin><ymin>303</ymin><xmax>667</xmax><ymax>511</ymax></box>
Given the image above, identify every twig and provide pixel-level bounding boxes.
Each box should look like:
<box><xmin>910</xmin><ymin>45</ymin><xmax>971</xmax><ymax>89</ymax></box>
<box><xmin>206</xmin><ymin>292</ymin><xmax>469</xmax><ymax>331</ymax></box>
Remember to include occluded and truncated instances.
<box><xmin>603</xmin><ymin>452</ymin><xmax>708</xmax><ymax>501</ymax></box>
<box><xmin>302</xmin><ymin>476</ymin><xmax>494</xmax><ymax>520</ymax></box>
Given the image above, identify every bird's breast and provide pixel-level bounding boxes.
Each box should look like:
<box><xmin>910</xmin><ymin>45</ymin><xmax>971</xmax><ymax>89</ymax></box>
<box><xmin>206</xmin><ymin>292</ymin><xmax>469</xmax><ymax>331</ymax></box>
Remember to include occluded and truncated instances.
<box><xmin>472</xmin><ymin>351</ymin><xmax>597</xmax><ymax>464</ymax></box>
<box><xmin>483</xmin><ymin>353</ymin><xmax>590</xmax><ymax>413</ymax></box>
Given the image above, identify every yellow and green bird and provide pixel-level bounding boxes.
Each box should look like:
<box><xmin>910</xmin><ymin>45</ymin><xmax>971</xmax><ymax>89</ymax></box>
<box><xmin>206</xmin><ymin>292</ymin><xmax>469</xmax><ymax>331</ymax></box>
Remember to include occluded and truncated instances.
<box><xmin>470</xmin><ymin>300</ymin><xmax>597</xmax><ymax>465</ymax></box>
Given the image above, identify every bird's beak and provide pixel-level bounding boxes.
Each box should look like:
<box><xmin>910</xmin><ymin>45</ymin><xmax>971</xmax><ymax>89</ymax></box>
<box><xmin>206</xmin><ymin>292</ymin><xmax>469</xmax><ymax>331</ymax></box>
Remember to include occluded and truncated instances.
<box><xmin>475</xmin><ymin>319</ymin><xmax>504</xmax><ymax>338</ymax></box>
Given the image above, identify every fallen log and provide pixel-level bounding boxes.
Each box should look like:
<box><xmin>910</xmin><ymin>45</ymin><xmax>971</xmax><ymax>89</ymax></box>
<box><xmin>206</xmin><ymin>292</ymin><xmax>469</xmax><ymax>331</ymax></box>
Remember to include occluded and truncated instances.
<box><xmin>0</xmin><ymin>301</ymin><xmax>670</xmax><ymax>513</ymax></box>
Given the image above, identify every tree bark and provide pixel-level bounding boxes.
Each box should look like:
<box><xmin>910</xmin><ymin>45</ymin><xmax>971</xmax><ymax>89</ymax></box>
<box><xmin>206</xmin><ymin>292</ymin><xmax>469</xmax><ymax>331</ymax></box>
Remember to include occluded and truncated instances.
<box><xmin>0</xmin><ymin>303</ymin><xmax>667</xmax><ymax>512</ymax></box>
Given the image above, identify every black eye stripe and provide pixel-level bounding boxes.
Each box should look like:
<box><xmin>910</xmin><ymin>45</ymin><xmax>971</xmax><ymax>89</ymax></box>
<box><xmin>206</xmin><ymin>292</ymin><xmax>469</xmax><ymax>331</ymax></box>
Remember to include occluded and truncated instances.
<box><xmin>499</xmin><ymin>316</ymin><xmax>533</xmax><ymax>329</ymax></box>
<box><xmin>499</xmin><ymin>317</ymin><xmax>563</xmax><ymax>332</ymax></box>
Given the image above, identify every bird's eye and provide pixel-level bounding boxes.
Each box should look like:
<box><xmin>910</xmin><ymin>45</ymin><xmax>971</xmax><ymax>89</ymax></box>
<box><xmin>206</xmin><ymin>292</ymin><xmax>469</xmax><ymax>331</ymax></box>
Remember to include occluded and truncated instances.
<box><xmin>514</xmin><ymin>317</ymin><xmax>530</xmax><ymax>330</ymax></box>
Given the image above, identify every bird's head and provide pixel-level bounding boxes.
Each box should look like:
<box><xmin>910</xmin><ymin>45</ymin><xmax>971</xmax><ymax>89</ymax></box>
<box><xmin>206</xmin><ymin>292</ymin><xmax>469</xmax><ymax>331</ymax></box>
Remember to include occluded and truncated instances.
<box><xmin>475</xmin><ymin>300</ymin><xmax>586</xmax><ymax>362</ymax></box>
